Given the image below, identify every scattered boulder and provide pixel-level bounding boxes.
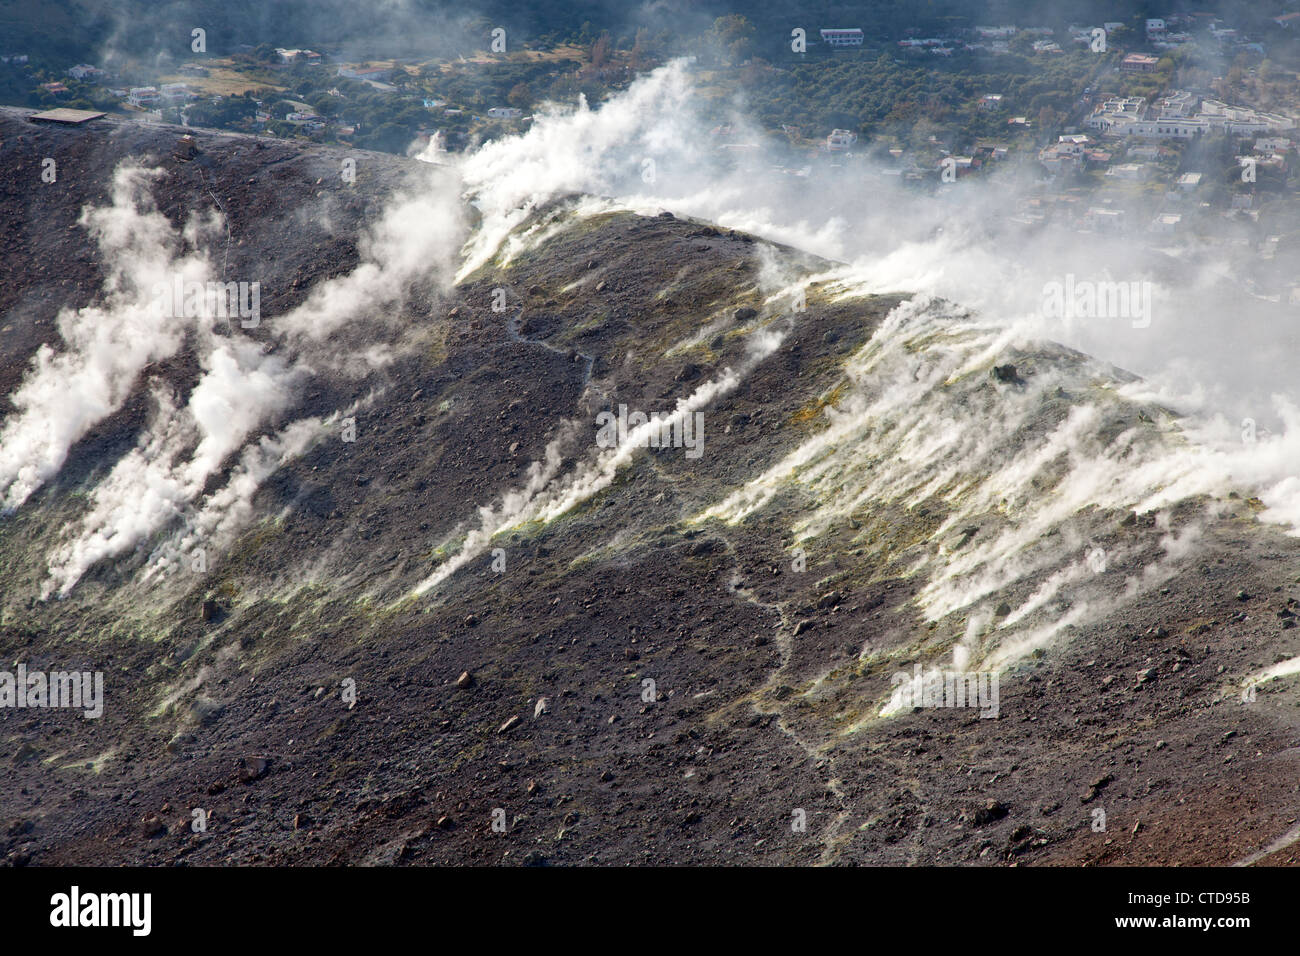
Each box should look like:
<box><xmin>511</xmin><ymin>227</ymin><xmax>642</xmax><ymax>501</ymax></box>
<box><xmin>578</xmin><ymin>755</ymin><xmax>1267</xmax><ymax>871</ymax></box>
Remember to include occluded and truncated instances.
<box><xmin>675</xmin><ymin>362</ymin><xmax>701</xmax><ymax>382</ymax></box>
<box><xmin>1081</xmin><ymin>773</ymin><xmax>1114</xmax><ymax>803</ymax></box>
<box><xmin>972</xmin><ymin>800</ymin><xmax>1009</xmax><ymax>826</ymax></box>
<box><xmin>190</xmin><ymin>697</ymin><xmax>225</xmax><ymax>726</ymax></box>
<box><xmin>166</xmin><ymin>732</ymin><xmax>197</xmax><ymax>755</ymax></box>
<box><xmin>950</xmin><ymin>526</ymin><xmax>979</xmax><ymax>550</ymax></box>
<box><xmin>12</xmin><ymin>742</ymin><xmax>37</xmax><ymax>764</ymax></box>
<box><xmin>238</xmin><ymin>756</ymin><xmax>272</xmax><ymax>783</ymax></box>
<box><xmin>497</xmin><ymin>715</ymin><xmax>520</xmax><ymax>734</ymax></box>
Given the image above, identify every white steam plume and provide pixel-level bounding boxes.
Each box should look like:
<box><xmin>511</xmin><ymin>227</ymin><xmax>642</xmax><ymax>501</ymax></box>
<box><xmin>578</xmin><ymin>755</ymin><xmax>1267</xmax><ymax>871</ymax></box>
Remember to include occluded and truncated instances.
<box><xmin>0</xmin><ymin>165</ymin><xmax>211</xmax><ymax>509</ymax></box>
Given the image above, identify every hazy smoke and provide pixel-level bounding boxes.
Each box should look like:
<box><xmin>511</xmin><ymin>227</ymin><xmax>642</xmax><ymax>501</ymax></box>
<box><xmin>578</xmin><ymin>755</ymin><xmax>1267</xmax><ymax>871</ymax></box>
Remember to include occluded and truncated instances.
<box><xmin>0</xmin><ymin>165</ymin><xmax>211</xmax><ymax>510</ymax></box>
<box><xmin>279</xmin><ymin>163</ymin><xmax>467</xmax><ymax>342</ymax></box>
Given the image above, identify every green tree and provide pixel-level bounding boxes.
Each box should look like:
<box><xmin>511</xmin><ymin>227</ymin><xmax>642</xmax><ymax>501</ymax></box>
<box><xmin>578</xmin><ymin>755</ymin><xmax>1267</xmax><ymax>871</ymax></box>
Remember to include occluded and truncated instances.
<box><xmin>708</xmin><ymin>15</ymin><xmax>755</xmax><ymax>66</ymax></box>
<box><xmin>507</xmin><ymin>82</ymin><xmax>532</xmax><ymax>109</ymax></box>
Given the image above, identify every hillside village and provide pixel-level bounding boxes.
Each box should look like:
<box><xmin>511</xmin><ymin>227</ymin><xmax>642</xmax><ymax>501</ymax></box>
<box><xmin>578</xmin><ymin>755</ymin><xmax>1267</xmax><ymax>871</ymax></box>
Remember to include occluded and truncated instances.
<box><xmin>4</xmin><ymin>10</ymin><xmax>1300</xmax><ymax>262</ymax></box>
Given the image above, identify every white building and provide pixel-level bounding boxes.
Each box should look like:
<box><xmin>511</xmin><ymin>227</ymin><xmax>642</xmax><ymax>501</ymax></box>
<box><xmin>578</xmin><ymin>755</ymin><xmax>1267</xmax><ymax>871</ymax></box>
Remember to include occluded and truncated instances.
<box><xmin>1200</xmin><ymin>99</ymin><xmax>1293</xmax><ymax>135</ymax></box>
<box><xmin>820</xmin><ymin>29</ymin><xmax>864</xmax><ymax>47</ymax></box>
<box><xmin>127</xmin><ymin>86</ymin><xmax>160</xmax><ymax>107</ymax></box>
<box><xmin>1129</xmin><ymin>117</ymin><xmax>1210</xmax><ymax>139</ymax></box>
<box><xmin>1087</xmin><ymin>207</ymin><xmax>1126</xmax><ymax>231</ymax></box>
<box><xmin>1039</xmin><ymin>135</ymin><xmax>1088</xmax><ymax>171</ymax></box>
<box><xmin>276</xmin><ymin>48</ymin><xmax>322</xmax><ymax>65</ymax></box>
<box><xmin>1107</xmin><ymin>162</ymin><xmax>1150</xmax><ymax>181</ymax></box>
<box><xmin>1156</xmin><ymin>90</ymin><xmax>1199</xmax><ymax>118</ymax></box>
<box><xmin>1256</xmin><ymin>137</ymin><xmax>1292</xmax><ymax>153</ymax></box>
<box><xmin>1086</xmin><ymin>96</ymin><xmax>1146</xmax><ymax>133</ymax></box>
<box><xmin>486</xmin><ymin>106</ymin><xmax>522</xmax><ymax>119</ymax></box>
<box><xmin>827</xmin><ymin>128</ymin><xmax>857</xmax><ymax>150</ymax></box>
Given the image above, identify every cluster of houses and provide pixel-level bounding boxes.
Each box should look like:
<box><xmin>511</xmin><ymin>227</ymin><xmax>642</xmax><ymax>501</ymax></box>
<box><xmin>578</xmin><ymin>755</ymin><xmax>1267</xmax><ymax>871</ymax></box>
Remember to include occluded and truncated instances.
<box><xmin>818</xmin><ymin>25</ymin><xmax>1063</xmax><ymax>56</ymax></box>
<box><xmin>35</xmin><ymin>68</ymin><xmax>198</xmax><ymax>110</ymax></box>
<box><xmin>23</xmin><ymin>59</ymin><xmax>210</xmax><ymax>112</ymax></box>
<box><xmin>812</xmin><ymin>13</ymin><xmax>1281</xmax><ymax>59</ymax></box>
<box><xmin>1143</xmin><ymin>15</ymin><xmax>1267</xmax><ymax>54</ymax></box>
<box><xmin>15</xmin><ymin>47</ymin><xmax>526</xmax><ymax>140</ymax></box>
<box><xmin>821</xmin><ymin>23</ymin><xmax>1117</xmax><ymax>57</ymax></box>
<box><xmin>1031</xmin><ymin>107</ymin><xmax>1297</xmax><ymax>235</ymax></box>
<box><xmin>1084</xmin><ymin>90</ymin><xmax>1293</xmax><ymax>141</ymax></box>
<box><xmin>1016</xmin><ymin>91</ymin><xmax>1293</xmax><ymax>235</ymax></box>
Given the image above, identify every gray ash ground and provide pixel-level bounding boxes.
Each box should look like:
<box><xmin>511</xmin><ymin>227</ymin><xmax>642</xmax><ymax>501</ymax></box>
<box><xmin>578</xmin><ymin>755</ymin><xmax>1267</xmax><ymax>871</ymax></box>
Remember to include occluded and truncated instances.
<box><xmin>1</xmin><ymin>109</ymin><xmax>1299</xmax><ymax>866</ymax></box>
